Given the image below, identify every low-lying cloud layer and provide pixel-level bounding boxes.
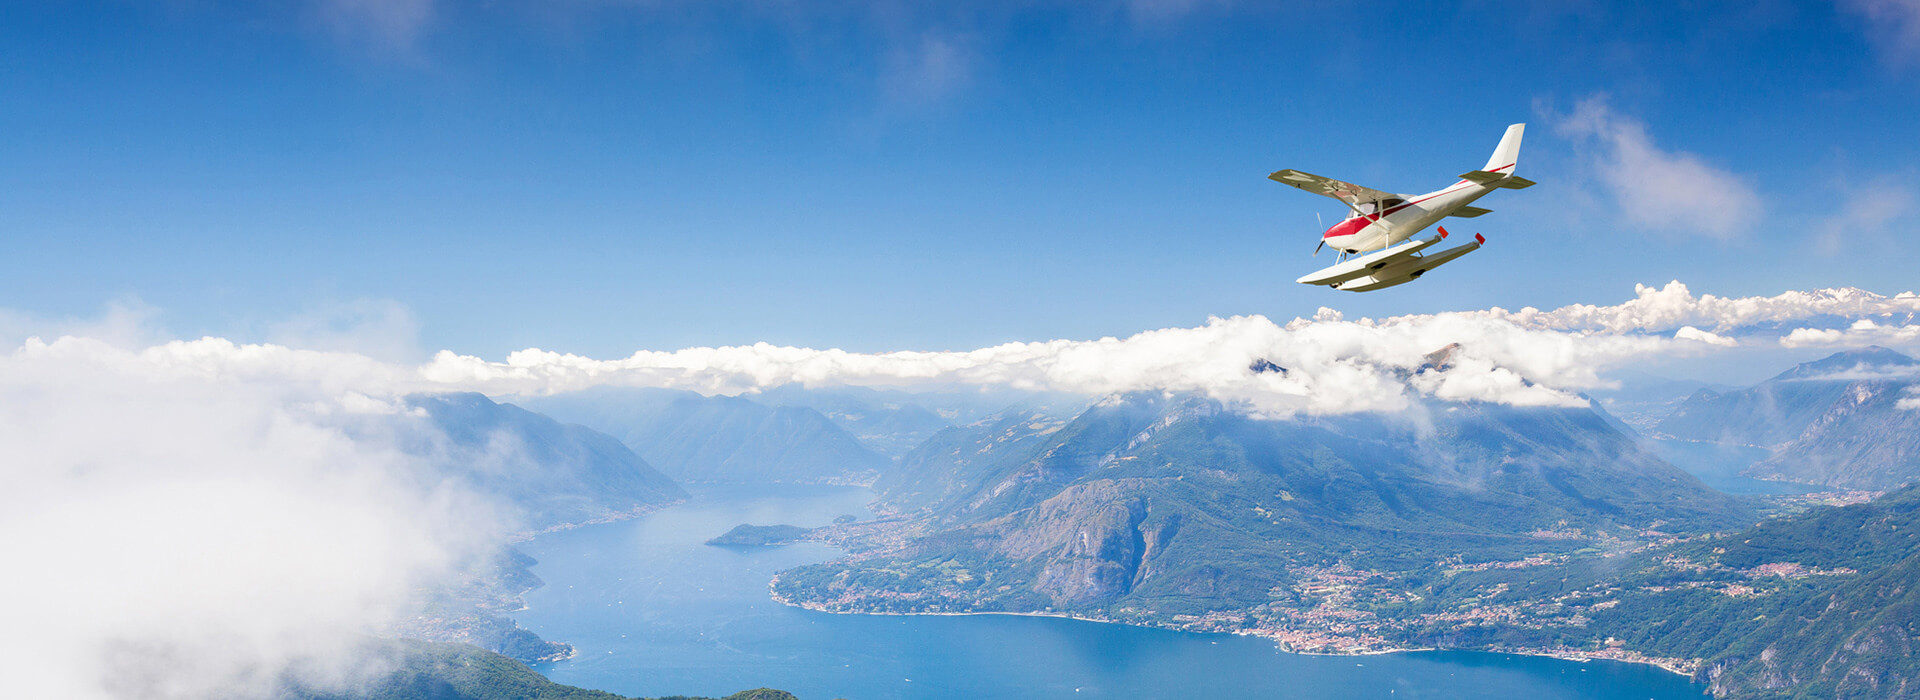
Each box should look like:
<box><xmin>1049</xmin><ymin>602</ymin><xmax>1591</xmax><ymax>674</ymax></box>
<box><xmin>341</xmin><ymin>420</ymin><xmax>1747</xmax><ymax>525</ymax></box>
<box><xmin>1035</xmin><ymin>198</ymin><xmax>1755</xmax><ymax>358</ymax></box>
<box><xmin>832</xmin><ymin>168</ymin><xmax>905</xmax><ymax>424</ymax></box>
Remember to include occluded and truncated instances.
<box><xmin>0</xmin><ymin>338</ymin><xmax>496</xmax><ymax>700</ymax></box>
<box><xmin>6</xmin><ymin>280</ymin><xmax>1919</xmax><ymax>698</ymax></box>
<box><xmin>423</xmin><ymin>282</ymin><xmax>1920</xmax><ymax>415</ymax></box>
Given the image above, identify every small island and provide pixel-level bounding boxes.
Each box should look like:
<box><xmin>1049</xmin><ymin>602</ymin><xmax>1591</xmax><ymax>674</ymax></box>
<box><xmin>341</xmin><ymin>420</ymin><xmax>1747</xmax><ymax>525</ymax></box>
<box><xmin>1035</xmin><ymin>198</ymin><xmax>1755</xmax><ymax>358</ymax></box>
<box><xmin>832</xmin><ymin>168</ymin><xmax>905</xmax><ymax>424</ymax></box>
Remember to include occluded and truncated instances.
<box><xmin>706</xmin><ymin>524</ymin><xmax>812</xmax><ymax>547</ymax></box>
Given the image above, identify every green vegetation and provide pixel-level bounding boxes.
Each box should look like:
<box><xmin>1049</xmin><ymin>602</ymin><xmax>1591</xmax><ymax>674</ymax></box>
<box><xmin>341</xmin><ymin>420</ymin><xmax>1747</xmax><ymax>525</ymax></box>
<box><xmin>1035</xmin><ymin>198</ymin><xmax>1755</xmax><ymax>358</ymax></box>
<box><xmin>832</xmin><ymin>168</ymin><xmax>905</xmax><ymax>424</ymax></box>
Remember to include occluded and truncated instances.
<box><xmin>706</xmin><ymin>524</ymin><xmax>812</xmax><ymax>546</ymax></box>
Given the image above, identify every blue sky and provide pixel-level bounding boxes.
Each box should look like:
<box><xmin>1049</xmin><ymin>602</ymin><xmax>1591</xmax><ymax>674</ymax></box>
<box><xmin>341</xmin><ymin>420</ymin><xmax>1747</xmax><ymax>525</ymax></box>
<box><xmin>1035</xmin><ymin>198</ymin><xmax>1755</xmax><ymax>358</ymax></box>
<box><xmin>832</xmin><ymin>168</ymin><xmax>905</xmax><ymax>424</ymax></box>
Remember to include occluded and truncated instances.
<box><xmin>4</xmin><ymin>0</ymin><xmax>1918</xmax><ymax>360</ymax></box>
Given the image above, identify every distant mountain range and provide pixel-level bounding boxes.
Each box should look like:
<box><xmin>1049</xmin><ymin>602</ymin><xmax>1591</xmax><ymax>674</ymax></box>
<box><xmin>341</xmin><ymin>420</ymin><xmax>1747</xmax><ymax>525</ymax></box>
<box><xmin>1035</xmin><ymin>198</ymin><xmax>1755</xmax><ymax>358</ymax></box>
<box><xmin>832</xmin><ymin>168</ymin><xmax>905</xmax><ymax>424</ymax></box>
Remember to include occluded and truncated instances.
<box><xmin>781</xmin><ymin>391</ymin><xmax>1747</xmax><ymax>614</ymax></box>
<box><xmin>521</xmin><ymin>387</ymin><xmax>891</xmax><ymax>484</ymax></box>
<box><xmin>755</xmin><ymin>384</ymin><xmax>960</xmax><ymax>457</ymax></box>
<box><xmin>1656</xmin><ymin>347</ymin><xmax>1920</xmax><ymax>490</ymax></box>
<box><xmin>401</xmin><ymin>392</ymin><xmax>687</xmax><ymax>532</ymax></box>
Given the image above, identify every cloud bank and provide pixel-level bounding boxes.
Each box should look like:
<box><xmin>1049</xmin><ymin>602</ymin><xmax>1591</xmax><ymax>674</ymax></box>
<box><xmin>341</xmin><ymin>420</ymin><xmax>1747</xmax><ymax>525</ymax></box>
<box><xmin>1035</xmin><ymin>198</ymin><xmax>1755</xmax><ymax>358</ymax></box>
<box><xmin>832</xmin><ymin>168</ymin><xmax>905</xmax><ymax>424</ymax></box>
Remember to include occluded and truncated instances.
<box><xmin>415</xmin><ymin>283</ymin><xmax>1920</xmax><ymax>415</ymax></box>
<box><xmin>1444</xmin><ymin>281</ymin><xmax>1920</xmax><ymax>335</ymax></box>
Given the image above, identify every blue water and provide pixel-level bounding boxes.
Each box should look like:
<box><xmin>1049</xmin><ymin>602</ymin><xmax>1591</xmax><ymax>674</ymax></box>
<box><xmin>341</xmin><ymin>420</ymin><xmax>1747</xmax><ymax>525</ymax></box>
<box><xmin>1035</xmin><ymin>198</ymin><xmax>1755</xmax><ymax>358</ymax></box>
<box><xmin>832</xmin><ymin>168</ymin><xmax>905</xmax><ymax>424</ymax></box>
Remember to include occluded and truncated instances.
<box><xmin>516</xmin><ymin>485</ymin><xmax>1710</xmax><ymax>700</ymax></box>
<box><xmin>1643</xmin><ymin>439</ymin><xmax>1822</xmax><ymax>496</ymax></box>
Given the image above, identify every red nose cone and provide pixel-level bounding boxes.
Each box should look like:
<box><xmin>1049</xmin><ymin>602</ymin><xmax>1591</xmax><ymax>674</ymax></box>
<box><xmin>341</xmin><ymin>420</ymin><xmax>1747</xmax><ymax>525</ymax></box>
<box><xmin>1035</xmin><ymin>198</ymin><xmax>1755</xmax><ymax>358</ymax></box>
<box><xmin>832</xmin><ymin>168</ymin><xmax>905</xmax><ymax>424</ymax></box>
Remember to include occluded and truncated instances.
<box><xmin>1322</xmin><ymin>215</ymin><xmax>1372</xmax><ymax>240</ymax></box>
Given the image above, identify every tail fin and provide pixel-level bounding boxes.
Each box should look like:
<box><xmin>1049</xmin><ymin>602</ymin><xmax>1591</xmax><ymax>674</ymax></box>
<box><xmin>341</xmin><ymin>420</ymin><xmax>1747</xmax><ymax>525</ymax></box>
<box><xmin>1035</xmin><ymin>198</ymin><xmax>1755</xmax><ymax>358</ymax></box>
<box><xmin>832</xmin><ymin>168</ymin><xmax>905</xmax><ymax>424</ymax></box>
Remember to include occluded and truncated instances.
<box><xmin>1484</xmin><ymin>123</ymin><xmax>1524</xmax><ymax>173</ymax></box>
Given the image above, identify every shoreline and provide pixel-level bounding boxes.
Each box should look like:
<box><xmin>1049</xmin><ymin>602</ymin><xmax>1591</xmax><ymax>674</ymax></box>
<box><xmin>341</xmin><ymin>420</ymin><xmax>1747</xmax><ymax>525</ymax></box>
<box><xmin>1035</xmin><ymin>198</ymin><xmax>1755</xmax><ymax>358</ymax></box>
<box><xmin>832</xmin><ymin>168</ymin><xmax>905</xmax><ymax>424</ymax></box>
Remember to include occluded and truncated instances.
<box><xmin>766</xmin><ymin>575</ymin><xmax>1699</xmax><ymax>680</ymax></box>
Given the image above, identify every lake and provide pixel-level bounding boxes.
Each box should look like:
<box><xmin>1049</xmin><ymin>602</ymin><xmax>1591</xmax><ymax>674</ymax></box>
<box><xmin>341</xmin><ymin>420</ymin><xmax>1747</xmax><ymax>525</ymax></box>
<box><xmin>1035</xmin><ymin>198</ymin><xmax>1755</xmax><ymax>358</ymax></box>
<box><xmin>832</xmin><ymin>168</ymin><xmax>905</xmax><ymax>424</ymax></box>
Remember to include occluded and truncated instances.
<box><xmin>515</xmin><ymin>485</ymin><xmax>1710</xmax><ymax>700</ymax></box>
<box><xmin>1643</xmin><ymin>438</ymin><xmax>1821</xmax><ymax>496</ymax></box>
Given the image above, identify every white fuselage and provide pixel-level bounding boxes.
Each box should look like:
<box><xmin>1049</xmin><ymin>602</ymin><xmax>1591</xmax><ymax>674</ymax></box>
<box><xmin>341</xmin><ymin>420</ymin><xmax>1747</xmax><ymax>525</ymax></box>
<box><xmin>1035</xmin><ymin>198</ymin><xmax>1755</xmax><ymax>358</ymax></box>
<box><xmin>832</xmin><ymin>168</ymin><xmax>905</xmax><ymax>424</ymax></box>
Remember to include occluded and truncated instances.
<box><xmin>1319</xmin><ymin>163</ymin><xmax>1511</xmax><ymax>255</ymax></box>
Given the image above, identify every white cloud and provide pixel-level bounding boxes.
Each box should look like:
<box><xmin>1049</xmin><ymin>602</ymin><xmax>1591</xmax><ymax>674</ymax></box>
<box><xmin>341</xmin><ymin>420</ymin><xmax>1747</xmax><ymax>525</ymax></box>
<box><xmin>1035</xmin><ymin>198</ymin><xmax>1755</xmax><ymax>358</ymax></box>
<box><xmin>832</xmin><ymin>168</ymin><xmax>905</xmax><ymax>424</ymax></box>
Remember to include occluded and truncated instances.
<box><xmin>1554</xmin><ymin>96</ymin><xmax>1762</xmax><ymax>239</ymax></box>
<box><xmin>16</xmin><ymin>282</ymin><xmax>1916</xmax><ymax>426</ymax></box>
<box><xmin>419</xmin><ymin>299</ymin><xmax>1683</xmax><ymax>415</ymax></box>
<box><xmin>0</xmin><ymin>337</ymin><xmax>495</xmax><ymax>700</ymax></box>
<box><xmin>1840</xmin><ymin>0</ymin><xmax>1920</xmax><ymax>65</ymax></box>
<box><xmin>1451</xmin><ymin>280</ymin><xmax>1920</xmax><ymax>334</ymax></box>
<box><xmin>1674</xmin><ymin>326</ymin><xmax>1738</xmax><ymax>347</ymax></box>
<box><xmin>1899</xmin><ymin>387</ymin><xmax>1920</xmax><ymax>409</ymax></box>
<box><xmin>1781</xmin><ymin>322</ymin><xmax>1920</xmax><ymax>348</ymax></box>
<box><xmin>1815</xmin><ymin>176</ymin><xmax>1916</xmax><ymax>255</ymax></box>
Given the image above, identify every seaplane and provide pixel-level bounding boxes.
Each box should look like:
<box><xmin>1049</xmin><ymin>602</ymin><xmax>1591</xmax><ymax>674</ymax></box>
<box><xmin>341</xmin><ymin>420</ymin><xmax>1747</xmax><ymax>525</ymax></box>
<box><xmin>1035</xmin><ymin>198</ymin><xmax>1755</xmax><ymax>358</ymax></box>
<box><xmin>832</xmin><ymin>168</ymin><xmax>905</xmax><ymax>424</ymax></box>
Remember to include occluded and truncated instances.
<box><xmin>1271</xmin><ymin>124</ymin><xmax>1532</xmax><ymax>292</ymax></box>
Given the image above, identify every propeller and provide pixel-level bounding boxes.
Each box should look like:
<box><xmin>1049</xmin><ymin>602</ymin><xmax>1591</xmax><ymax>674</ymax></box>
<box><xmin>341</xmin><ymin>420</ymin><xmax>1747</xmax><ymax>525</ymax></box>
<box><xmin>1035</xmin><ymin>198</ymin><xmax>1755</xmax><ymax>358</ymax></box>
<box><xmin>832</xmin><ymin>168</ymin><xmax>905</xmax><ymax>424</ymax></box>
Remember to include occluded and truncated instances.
<box><xmin>1313</xmin><ymin>211</ymin><xmax>1325</xmax><ymax>256</ymax></box>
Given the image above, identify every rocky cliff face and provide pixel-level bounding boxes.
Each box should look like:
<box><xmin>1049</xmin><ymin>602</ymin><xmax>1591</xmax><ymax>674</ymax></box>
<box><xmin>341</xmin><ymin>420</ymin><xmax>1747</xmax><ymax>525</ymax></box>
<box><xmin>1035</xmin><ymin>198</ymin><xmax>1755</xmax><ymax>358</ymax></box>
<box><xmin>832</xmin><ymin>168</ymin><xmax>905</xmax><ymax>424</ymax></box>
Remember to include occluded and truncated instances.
<box><xmin>1750</xmin><ymin>379</ymin><xmax>1920</xmax><ymax>489</ymax></box>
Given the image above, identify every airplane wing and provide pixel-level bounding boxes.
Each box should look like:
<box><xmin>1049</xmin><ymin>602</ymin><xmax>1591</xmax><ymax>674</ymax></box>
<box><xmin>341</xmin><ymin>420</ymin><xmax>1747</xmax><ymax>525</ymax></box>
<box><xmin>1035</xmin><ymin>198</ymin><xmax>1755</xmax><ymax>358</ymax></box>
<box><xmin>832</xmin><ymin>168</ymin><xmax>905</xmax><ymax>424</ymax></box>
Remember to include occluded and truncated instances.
<box><xmin>1267</xmin><ymin>169</ymin><xmax>1398</xmax><ymax>207</ymax></box>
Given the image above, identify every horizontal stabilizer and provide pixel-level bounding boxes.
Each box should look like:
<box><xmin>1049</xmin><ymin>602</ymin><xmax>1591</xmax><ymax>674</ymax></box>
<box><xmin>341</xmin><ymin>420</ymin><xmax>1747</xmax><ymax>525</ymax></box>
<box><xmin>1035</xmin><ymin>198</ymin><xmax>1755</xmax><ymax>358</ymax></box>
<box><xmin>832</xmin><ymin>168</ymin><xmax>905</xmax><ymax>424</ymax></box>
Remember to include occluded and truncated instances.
<box><xmin>1450</xmin><ymin>206</ymin><xmax>1491</xmax><ymax>218</ymax></box>
<box><xmin>1459</xmin><ymin>170</ymin><xmax>1506</xmax><ymax>184</ymax></box>
<box><xmin>1496</xmin><ymin>176</ymin><xmax>1535</xmax><ymax>189</ymax></box>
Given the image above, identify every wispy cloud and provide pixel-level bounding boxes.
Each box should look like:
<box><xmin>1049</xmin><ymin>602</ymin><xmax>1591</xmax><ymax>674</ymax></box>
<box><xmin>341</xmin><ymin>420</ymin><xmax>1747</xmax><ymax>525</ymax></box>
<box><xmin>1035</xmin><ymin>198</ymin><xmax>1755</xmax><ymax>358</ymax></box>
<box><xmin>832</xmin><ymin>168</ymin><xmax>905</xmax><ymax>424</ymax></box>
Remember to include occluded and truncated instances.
<box><xmin>314</xmin><ymin>0</ymin><xmax>436</xmax><ymax>52</ymax></box>
<box><xmin>1124</xmin><ymin>0</ymin><xmax>1230</xmax><ymax>23</ymax></box>
<box><xmin>1839</xmin><ymin>0</ymin><xmax>1920</xmax><ymax>65</ymax></box>
<box><xmin>1815</xmin><ymin>175</ymin><xmax>1916</xmax><ymax>255</ymax></box>
<box><xmin>267</xmin><ymin>299</ymin><xmax>424</xmax><ymax>364</ymax></box>
<box><xmin>1553</xmin><ymin>96</ymin><xmax>1762</xmax><ymax>239</ymax></box>
<box><xmin>878</xmin><ymin>33</ymin><xmax>978</xmax><ymax>106</ymax></box>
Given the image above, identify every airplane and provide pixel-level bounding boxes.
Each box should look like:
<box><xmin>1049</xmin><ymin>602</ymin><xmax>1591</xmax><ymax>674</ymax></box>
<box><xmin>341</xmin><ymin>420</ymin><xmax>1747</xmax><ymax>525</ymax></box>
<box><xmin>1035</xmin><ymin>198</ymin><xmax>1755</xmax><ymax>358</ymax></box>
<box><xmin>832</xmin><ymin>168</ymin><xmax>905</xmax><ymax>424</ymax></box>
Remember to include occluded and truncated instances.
<box><xmin>1270</xmin><ymin>124</ymin><xmax>1532</xmax><ymax>292</ymax></box>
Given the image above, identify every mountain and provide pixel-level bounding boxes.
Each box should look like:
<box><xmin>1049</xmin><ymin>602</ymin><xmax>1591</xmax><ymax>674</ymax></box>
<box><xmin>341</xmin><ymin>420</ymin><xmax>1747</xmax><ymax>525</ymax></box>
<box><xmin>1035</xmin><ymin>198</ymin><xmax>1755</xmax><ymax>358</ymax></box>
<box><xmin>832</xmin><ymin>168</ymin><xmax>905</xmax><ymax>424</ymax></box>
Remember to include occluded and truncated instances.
<box><xmin>1590</xmin><ymin>370</ymin><xmax>1736</xmax><ymax>433</ymax></box>
<box><xmin>778</xmin><ymin>393</ymin><xmax>1748</xmax><ymax>616</ymax></box>
<box><xmin>284</xmin><ymin>638</ymin><xmax>797</xmax><ymax>700</ymax></box>
<box><xmin>871</xmin><ymin>404</ymin><xmax>1077</xmax><ymax>516</ymax></box>
<box><xmin>400</xmin><ymin>393</ymin><xmax>687</xmax><ymax>532</ymax></box>
<box><xmin>1691</xmin><ymin>486</ymin><xmax>1920</xmax><ymax>698</ymax></box>
<box><xmin>521</xmin><ymin>387</ymin><xmax>890</xmax><ymax>484</ymax></box>
<box><xmin>1655</xmin><ymin>347</ymin><xmax>1920</xmax><ymax>490</ymax></box>
<box><xmin>754</xmin><ymin>384</ymin><xmax>1086</xmax><ymax>458</ymax></box>
<box><xmin>754</xmin><ymin>384</ymin><xmax>956</xmax><ymax>457</ymax></box>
